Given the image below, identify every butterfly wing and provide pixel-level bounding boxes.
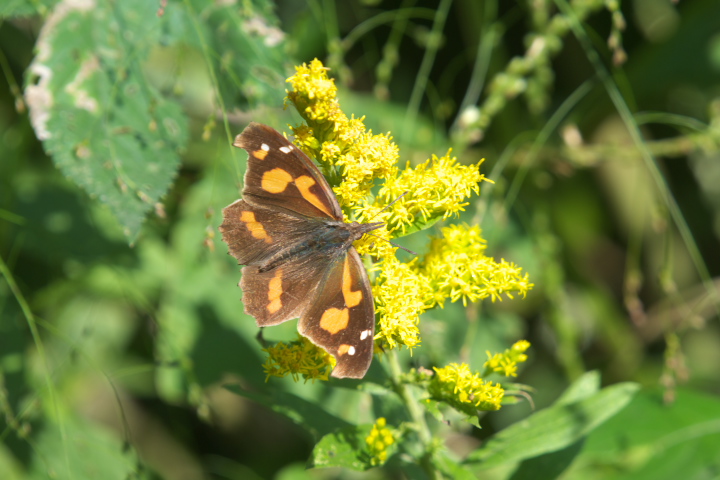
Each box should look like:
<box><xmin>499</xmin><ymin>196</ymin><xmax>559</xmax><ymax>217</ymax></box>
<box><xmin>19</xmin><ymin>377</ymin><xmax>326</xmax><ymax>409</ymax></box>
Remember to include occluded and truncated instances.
<box><xmin>221</xmin><ymin>199</ymin><xmax>330</xmax><ymax>326</ymax></box>
<box><xmin>235</xmin><ymin>122</ymin><xmax>343</xmax><ymax>221</ymax></box>
<box><xmin>220</xmin><ymin>199</ymin><xmax>314</xmax><ymax>267</ymax></box>
<box><xmin>239</xmin><ymin>258</ymin><xmax>327</xmax><ymax>327</ymax></box>
<box><xmin>299</xmin><ymin>248</ymin><xmax>375</xmax><ymax>378</ymax></box>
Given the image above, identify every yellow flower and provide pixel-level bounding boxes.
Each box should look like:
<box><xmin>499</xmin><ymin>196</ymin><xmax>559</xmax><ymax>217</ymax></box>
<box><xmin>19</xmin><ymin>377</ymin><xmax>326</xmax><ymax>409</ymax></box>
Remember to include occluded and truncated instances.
<box><xmin>286</xmin><ymin>59</ymin><xmax>398</xmax><ymax>208</ymax></box>
<box><xmin>375</xmin><ymin>151</ymin><xmax>491</xmax><ymax>235</ymax></box>
<box><xmin>430</xmin><ymin>363</ymin><xmax>505</xmax><ymax>414</ymax></box>
<box><xmin>484</xmin><ymin>340</ymin><xmax>531</xmax><ymax>377</ymax></box>
<box><xmin>262</xmin><ymin>336</ymin><xmax>335</xmax><ymax>382</ymax></box>
<box><xmin>417</xmin><ymin>224</ymin><xmax>533</xmax><ymax>307</ymax></box>
<box><xmin>286</xmin><ymin>58</ymin><xmax>340</xmax><ymax>125</ymax></box>
<box><xmin>283</xmin><ymin>59</ymin><xmax>533</xmax><ymax>364</ymax></box>
<box><xmin>372</xmin><ymin>257</ymin><xmax>431</xmax><ymax>350</ymax></box>
<box><xmin>365</xmin><ymin>417</ymin><xmax>396</xmax><ymax>466</ymax></box>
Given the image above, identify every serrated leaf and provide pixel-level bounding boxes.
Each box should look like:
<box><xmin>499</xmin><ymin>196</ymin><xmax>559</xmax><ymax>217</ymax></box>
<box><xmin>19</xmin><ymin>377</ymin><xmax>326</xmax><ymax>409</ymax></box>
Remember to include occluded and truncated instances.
<box><xmin>25</xmin><ymin>0</ymin><xmax>188</xmax><ymax>242</ymax></box>
<box><xmin>309</xmin><ymin>424</ymin><xmax>377</xmax><ymax>471</ymax></box>
<box><xmin>466</xmin><ymin>382</ymin><xmax>639</xmax><ymax>468</ymax></box>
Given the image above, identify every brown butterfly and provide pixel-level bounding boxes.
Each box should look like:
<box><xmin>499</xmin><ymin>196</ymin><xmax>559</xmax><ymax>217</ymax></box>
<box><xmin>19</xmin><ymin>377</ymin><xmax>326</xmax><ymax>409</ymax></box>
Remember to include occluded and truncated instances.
<box><xmin>219</xmin><ymin>123</ymin><xmax>382</xmax><ymax>378</ymax></box>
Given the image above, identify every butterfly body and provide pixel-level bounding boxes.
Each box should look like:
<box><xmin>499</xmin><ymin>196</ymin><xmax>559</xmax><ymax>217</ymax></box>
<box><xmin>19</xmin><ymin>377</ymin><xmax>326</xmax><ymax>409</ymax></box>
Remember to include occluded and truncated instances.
<box><xmin>254</xmin><ymin>215</ymin><xmax>379</xmax><ymax>274</ymax></box>
<box><xmin>220</xmin><ymin>123</ymin><xmax>381</xmax><ymax>378</ymax></box>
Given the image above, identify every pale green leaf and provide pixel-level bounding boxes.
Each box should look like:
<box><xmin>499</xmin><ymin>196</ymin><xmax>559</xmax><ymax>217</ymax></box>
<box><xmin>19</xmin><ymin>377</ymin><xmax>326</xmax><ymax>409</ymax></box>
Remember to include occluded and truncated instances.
<box><xmin>309</xmin><ymin>424</ymin><xmax>378</xmax><ymax>471</ymax></box>
<box><xmin>25</xmin><ymin>0</ymin><xmax>188</xmax><ymax>242</ymax></box>
<box><xmin>29</xmin><ymin>418</ymin><xmax>144</xmax><ymax>480</ymax></box>
<box><xmin>466</xmin><ymin>382</ymin><xmax>639</xmax><ymax>468</ymax></box>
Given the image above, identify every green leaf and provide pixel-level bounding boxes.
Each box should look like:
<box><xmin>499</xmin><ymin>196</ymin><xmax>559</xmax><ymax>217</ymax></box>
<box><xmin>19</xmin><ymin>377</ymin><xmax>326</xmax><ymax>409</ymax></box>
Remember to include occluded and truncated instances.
<box><xmin>309</xmin><ymin>423</ymin><xmax>379</xmax><ymax>471</ymax></box>
<box><xmin>183</xmin><ymin>0</ymin><xmax>288</xmax><ymax>110</ymax></box>
<box><xmin>508</xmin><ymin>440</ymin><xmax>585</xmax><ymax>480</ymax></box>
<box><xmin>466</xmin><ymin>381</ymin><xmax>639</xmax><ymax>468</ymax></box>
<box><xmin>29</xmin><ymin>418</ymin><xmax>145</xmax><ymax>480</ymax></box>
<box><xmin>421</xmin><ymin>398</ymin><xmax>482</xmax><ymax>429</ymax></box>
<box><xmin>25</xmin><ymin>0</ymin><xmax>188</xmax><ymax>242</ymax></box>
<box><xmin>226</xmin><ymin>385</ymin><xmax>352</xmax><ymax>439</ymax></box>
<box><xmin>569</xmin><ymin>388</ymin><xmax>720</xmax><ymax>480</ymax></box>
<box><xmin>434</xmin><ymin>449</ymin><xmax>478</xmax><ymax>480</ymax></box>
<box><xmin>555</xmin><ymin>370</ymin><xmax>601</xmax><ymax>405</ymax></box>
<box><xmin>423</xmin><ymin>398</ymin><xmax>445</xmax><ymax>422</ymax></box>
<box><xmin>0</xmin><ymin>0</ymin><xmax>54</xmax><ymax>18</ymax></box>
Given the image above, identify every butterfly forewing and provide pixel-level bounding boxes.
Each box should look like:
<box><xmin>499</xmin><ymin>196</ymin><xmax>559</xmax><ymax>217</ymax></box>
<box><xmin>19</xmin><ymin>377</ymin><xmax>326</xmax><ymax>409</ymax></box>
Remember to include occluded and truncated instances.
<box><xmin>299</xmin><ymin>249</ymin><xmax>375</xmax><ymax>378</ymax></box>
<box><xmin>235</xmin><ymin>122</ymin><xmax>343</xmax><ymax>220</ymax></box>
<box><xmin>220</xmin><ymin>199</ymin><xmax>317</xmax><ymax>267</ymax></box>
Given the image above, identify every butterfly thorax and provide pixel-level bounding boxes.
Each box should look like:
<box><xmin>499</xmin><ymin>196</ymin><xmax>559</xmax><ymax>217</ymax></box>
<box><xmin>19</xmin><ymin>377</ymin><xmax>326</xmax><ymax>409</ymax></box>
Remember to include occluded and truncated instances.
<box><xmin>257</xmin><ymin>219</ymin><xmax>383</xmax><ymax>273</ymax></box>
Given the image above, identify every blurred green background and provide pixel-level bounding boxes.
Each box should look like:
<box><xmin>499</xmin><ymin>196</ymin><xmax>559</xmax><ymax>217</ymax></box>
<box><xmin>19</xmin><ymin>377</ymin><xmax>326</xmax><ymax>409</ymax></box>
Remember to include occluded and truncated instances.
<box><xmin>1</xmin><ymin>0</ymin><xmax>719</xmax><ymax>479</ymax></box>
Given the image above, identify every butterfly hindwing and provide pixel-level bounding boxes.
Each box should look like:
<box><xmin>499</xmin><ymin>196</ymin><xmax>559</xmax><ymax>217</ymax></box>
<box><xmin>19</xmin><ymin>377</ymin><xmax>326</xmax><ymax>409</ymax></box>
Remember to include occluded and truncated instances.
<box><xmin>235</xmin><ymin>122</ymin><xmax>343</xmax><ymax>221</ymax></box>
<box><xmin>299</xmin><ymin>248</ymin><xmax>375</xmax><ymax>379</ymax></box>
<box><xmin>239</xmin><ymin>256</ymin><xmax>330</xmax><ymax>327</ymax></box>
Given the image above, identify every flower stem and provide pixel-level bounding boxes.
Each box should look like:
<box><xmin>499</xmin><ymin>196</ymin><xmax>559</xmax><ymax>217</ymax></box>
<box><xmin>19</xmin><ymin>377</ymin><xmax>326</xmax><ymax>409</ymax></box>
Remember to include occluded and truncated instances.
<box><xmin>387</xmin><ymin>349</ymin><xmax>441</xmax><ymax>479</ymax></box>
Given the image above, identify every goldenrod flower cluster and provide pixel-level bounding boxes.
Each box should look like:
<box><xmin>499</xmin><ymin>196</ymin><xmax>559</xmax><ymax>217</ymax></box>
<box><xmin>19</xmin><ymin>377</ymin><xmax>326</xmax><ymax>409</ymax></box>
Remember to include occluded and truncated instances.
<box><xmin>484</xmin><ymin>340</ymin><xmax>531</xmax><ymax>377</ymax></box>
<box><xmin>261</xmin><ymin>59</ymin><xmax>533</xmax><ymax>379</ymax></box>
<box><xmin>419</xmin><ymin>224</ymin><xmax>534</xmax><ymax>307</ymax></box>
<box><xmin>262</xmin><ymin>336</ymin><xmax>335</xmax><ymax>382</ymax></box>
<box><xmin>429</xmin><ymin>363</ymin><xmax>505</xmax><ymax>415</ymax></box>
<box><xmin>372</xmin><ymin>258</ymin><xmax>430</xmax><ymax>349</ymax></box>
<box><xmin>287</xmin><ymin>59</ymin><xmax>398</xmax><ymax>207</ymax></box>
<box><xmin>375</xmin><ymin>152</ymin><xmax>488</xmax><ymax>235</ymax></box>
<box><xmin>365</xmin><ymin>417</ymin><xmax>396</xmax><ymax>466</ymax></box>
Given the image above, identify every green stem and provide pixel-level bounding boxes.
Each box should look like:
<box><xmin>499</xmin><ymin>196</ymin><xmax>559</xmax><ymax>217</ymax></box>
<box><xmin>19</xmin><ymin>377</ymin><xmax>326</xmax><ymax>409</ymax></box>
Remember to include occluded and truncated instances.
<box><xmin>387</xmin><ymin>349</ymin><xmax>441</xmax><ymax>479</ymax></box>
<box><xmin>402</xmin><ymin>0</ymin><xmax>453</xmax><ymax>142</ymax></box>
<box><xmin>0</xmin><ymin>254</ymin><xmax>68</xmax><ymax>470</ymax></box>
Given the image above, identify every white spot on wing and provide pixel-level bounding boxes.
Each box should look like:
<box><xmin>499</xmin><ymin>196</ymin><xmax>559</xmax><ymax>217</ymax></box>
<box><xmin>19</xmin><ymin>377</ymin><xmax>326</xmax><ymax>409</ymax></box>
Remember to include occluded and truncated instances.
<box><xmin>360</xmin><ymin>329</ymin><xmax>371</xmax><ymax>340</ymax></box>
<box><xmin>348</xmin><ymin>346</ymin><xmax>356</xmax><ymax>356</ymax></box>
<box><xmin>261</xmin><ymin>143</ymin><xmax>270</xmax><ymax>151</ymax></box>
<box><xmin>279</xmin><ymin>146</ymin><xmax>292</xmax><ymax>154</ymax></box>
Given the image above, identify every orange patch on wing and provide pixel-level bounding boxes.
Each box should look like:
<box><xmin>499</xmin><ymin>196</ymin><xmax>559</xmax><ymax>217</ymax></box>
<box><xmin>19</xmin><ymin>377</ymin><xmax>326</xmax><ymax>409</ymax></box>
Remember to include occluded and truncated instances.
<box><xmin>295</xmin><ymin>175</ymin><xmax>332</xmax><ymax>216</ymax></box>
<box><xmin>262</xmin><ymin>168</ymin><xmax>293</xmax><ymax>193</ymax></box>
<box><xmin>341</xmin><ymin>256</ymin><xmax>363</xmax><ymax>308</ymax></box>
<box><xmin>337</xmin><ymin>344</ymin><xmax>354</xmax><ymax>355</ymax></box>
<box><xmin>267</xmin><ymin>270</ymin><xmax>283</xmax><ymax>313</ymax></box>
<box><xmin>253</xmin><ymin>149</ymin><xmax>268</xmax><ymax>160</ymax></box>
<box><xmin>319</xmin><ymin>307</ymin><xmax>349</xmax><ymax>334</ymax></box>
<box><xmin>240</xmin><ymin>211</ymin><xmax>272</xmax><ymax>243</ymax></box>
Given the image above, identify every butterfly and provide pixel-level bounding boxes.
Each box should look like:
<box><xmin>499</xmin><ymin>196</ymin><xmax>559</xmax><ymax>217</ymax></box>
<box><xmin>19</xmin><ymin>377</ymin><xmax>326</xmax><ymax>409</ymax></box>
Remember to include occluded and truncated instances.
<box><xmin>219</xmin><ymin>122</ymin><xmax>383</xmax><ymax>379</ymax></box>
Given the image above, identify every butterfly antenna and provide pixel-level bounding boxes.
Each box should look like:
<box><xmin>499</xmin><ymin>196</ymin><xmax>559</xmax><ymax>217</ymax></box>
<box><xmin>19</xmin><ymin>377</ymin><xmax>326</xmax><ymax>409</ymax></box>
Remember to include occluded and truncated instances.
<box><xmin>363</xmin><ymin>191</ymin><xmax>416</xmax><ymax>255</ymax></box>
<box><xmin>366</xmin><ymin>232</ymin><xmax>417</xmax><ymax>255</ymax></box>
<box><xmin>367</xmin><ymin>191</ymin><xmax>410</xmax><ymax>221</ymax></box>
